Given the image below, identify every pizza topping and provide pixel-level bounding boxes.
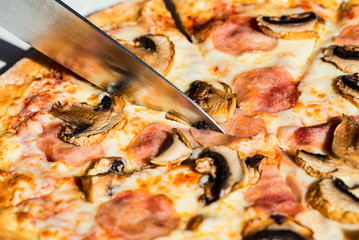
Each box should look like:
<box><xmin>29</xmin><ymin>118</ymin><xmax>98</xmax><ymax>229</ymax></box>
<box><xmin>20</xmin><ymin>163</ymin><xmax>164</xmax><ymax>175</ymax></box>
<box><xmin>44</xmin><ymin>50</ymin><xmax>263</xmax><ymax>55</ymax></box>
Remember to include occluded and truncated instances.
<box><xmin>257</xmin><ymin>12</ymin><xmax>322</xmax><ymax>40</ymax></box>
<box><xmin>86</xmin><ymin>157</ymin><xmax>126</xmax><ymax>175</ymax></box>
<box><xmin>150</xmin><ymin>129</ymin><xmax>193</xmax><ymax>166</ymax></box>
<box><xmin>186</xmin><ymin>215</ymin><xmax>204</xmax><ymax>231</ymax></box>
<box><xmin>212</xmin><ymin>16</ymin><xmax>278</xmax><ymax>56</ymax></box>
<box><xmin>186</xmin><ymin>81</ymin><xmax>236</xmax><ymax>123</ymax></box>
<box><xmin>189</xmin><ymin>128</ymin><xmax>237</xmax><ymax>147</ymax></box>
<box><xmin>233</xmin><ymin>67</ymin><xmax>299</xmax><ymax>114</ymax></box>
<box><xmin>332</xmin><ymin>115</ymin><xmax>359</xmax><ymax>169</ymax></box>
<box><xmin>336</xmin><ymin>74</ymin><xmax>359</xmax><ymax>106</ymax></box>
<box><xmin>96</xmin><ymin>190</ymin><xmax>180</xmax><ymax>240</ymax></box>
<box><xmin>323</xmin><ymin>45</ymin><xmax>359</xmax><ymax>74</ymax></box>
<box><xmin>116</xmin><ymin>34</ymin><xmax>175</xmax><ymax>76</ymax></box>
<box><xmin>242</xmin><ymin>217</ymin><xmax>313</xmax><ymax>240</ymax></box>
<box><xmin>126</xmin><ymin>123</ymin><xmax>173</xmax><ymax>165</ymax></box>
<box><xmin>50</xmin><ymin>95</ymin><xmax>126</xmax><ymax>146</ymax></box>
<box><xmin>307</xmin><ymin>178</ymin><xmax>359</xmax><ymax>224</ymax></box>
<box><xmin>295</xmin><ymin>150</ymin><xmax>359</xmax><ymax>178</ymax></box>
<box><xmin>197</xmin><ymin>146</ymin><xmax>248</xmax><ymax>205</ymax></box>
<box><xmin>37</xmin><ymin>122</ymin><xmax>104</xmax><ymax>167</ymax></box>
<box><xmin>334</xmin><ymin>25</ymin><xmax>359</xmax><ymax>46</ymax></box>
<box><xmin>277</xmin><ymin>121</ymin><xmax>338</xmax><ymax>154</ymax></box>
<box><xmin>219</xmin><ymin>109</ymin><xmax>266</xmax><ymax>138</ymax></box>
<box><xmin>244</xmin><ymin>164</ymin><xmax>303</xmax><ymax>216</ymax></box>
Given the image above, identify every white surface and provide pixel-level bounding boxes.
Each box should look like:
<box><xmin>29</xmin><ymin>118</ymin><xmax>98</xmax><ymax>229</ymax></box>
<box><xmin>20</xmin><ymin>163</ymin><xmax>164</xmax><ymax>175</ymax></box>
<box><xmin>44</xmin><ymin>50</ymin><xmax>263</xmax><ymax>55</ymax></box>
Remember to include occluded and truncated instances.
<box><xmin>0</xmin><ymin>0</ymin><xmax>122</xmax><ymax>73</ymax></box>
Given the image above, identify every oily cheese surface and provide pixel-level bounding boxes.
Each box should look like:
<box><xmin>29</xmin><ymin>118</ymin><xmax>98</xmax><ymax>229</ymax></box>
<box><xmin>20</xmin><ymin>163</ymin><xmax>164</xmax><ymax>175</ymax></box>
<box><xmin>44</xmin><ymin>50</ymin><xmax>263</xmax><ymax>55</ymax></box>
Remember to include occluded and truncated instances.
<box><xmin>1</xmin><ymin>0</ymin><xmax>359</xmax><ymax>240</ymax></box>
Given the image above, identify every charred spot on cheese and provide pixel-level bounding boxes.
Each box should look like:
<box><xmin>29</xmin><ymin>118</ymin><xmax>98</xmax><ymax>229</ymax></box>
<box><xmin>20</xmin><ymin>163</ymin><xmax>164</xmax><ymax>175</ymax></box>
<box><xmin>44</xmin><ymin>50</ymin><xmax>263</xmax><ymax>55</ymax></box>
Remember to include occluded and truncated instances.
<box><xmin>150</xmin><ymin>129</ymin><xmax>193</xmax><ymax>166</ymax></box>
<box><xmin>295</xmin><ymin>150</ymin><xmax>359</xmax><ymax>178</ymax></box>
<box><xmin>116</xmin><ymin>34</ymin><xmax>175</xmax><ymax>76</ymax></box>
<box><xmin>186</xmin><ymin>215</ymin><xmax>204</xmax><ymax>231</ymax></box>
<box><xmin>307</xmin><ymin>178</ymin><xmax>359</xmax><ymax>224</ymax></box>
<box><xmin>196</xmin><ymin>146</ymin><xmax>248</xmax><ymax>205</ymax></box>
<box><xmin>256</xmin><ymin>12</ymin><xmax>322</xmax><ymax>40</ymax></box>
<box><xmin>336</xmin><ymin>74</ymin><xmax>359</xmax><ymax>107</ymax></box>
<box><xmin>332</xmin><ymin>115</ymin><xmax>359</xmax><ymax>169</ymax></box>
<box><xmin>323</xmin><ymin>46</ymin><xmax>359</xmax><ymax>74</ymax></box>
<box><xmin>242</xmin><ymin>217</ymin><xmax>313</xmax><ymax>240</ymax></box>
<box><xmin>50</xmin><ymin>96</ymin><xmax>126</xmax><ymax>146</ymax></box>
<box><xmin>186</xmin><ymin>81</ymin><xmax>236</xmax><ymax>123</ymax></box>
<box><xmin>86</xmin><ymin>157</ymin><xmax>126</xmax><ymax>176</ymax></box>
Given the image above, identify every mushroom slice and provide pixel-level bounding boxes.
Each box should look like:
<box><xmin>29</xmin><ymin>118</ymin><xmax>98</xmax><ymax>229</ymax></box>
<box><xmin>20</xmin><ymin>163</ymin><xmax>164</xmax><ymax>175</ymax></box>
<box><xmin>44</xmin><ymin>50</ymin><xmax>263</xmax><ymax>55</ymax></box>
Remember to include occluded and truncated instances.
<box><xmin>86</xmin><ymin>157</ymin><xmax>125</xmax><ymax>176</ymax></box>
<box><xmin>116</xmin><ymin>34</ymin><xmax>175</xmax><ymax>76</ymax></box>
<box><xmin>323</xmin><ymin>45</ymin><xmax>359</xmax><ymax>74</ymax></box>
<box><xmin>242</xmin><ymin>217</ymin><xmax>313</xmax><ymax>240</ymax></box>
<box><xmin>307</xmin><ymin>178</ymin><xmax>359</xmax><ymax>224</ymax></box>
<box><xmin>332</xmin><ymin>115</ymin><xmax>359</xmax><ymax>169</ymax></box>
<box><xmin>196</xmin><ymin>146</ymin><xmax>248</xmax><ymax>205</ymax></box>
<box><xmin>256</xmin><ymin>12</ymin><xmax>323</xmax><ymax>40</ymax></box>
<box><xmin>245</xmin><ymin>154</ymin><xmax>266</xmax><ymax>185</ymax></box>
<box><xmin>50</xmin><ymin>95</ymin><xmax>126</xmax><ymax>146</ymax></box>
<box><xmin>150</xmin><ymin>129</ymin><xmax>193</xmax><ymax>166</ymax></box>
<box><xmin>336</xmin><ymin>73</ymin><xmax>359</xmax><ymax>107</ymax></box>
<box><xmin>186</xmin><ymin>81</ymin><xmax>236</xmax><ymax>123</ymax></box>
<box><xmin>295</xmin><ymin>150</ymin><xmax>359</xmax><ymax>178</ymax></box>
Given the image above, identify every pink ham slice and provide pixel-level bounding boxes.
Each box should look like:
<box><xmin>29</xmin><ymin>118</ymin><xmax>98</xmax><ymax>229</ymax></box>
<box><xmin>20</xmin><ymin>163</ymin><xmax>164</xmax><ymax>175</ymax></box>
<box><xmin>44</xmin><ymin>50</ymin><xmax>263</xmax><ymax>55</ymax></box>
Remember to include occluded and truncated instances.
<box><xmin>277</xmin><ymin>121</ymin><xmax>339</xmax><ymax>153</ymax></box>
<box><xmin>96</xmin><ymin>190</ymin><xmax>179</xmax><ymax>240</ymax></box>
<box><xmin>126</xmin><ymin>123</ymin><xmax>173</xmax><ymax>165</ymax></box>
<box><xmin>334</xmin><ymin>25</ymin><xmax>359</xmax><ymax>45</ymax></box>
<box><xmin>189</xmin><ymin>128</ymin><xmax>237</xmax><ymax>147</ymax></box>
<box><xmin>233</xmin><ymin>67</ymin><xmax>299</xmax><ymax>114</ymax></box>
<box><xmin>212</xmin><ymin>16</ymin><xmax>278</xmax><ymax>56</ymax></box>
<box><xmin>37</xmin><ymin>122</ymin><xmax>104</xmax><ymax>167</ymax></box>
<box><xmin>244</xmin><ymin>164</ymin><xmax>303</xmax><ymax>216</ymax></box>
<box><xmin>219</xmin><ymin>109</ymin><xmax>266</xmax><ymax>138</ymax></box>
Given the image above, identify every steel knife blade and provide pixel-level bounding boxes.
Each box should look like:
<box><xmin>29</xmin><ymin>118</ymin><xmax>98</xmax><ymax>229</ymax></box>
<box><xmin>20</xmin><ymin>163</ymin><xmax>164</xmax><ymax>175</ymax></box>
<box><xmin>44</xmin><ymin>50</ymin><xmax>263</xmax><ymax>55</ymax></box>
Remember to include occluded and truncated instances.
<box><xmin>0</xmin><ymin>0</ymin><xmax>224</xmax><ymax>133</ymax></box>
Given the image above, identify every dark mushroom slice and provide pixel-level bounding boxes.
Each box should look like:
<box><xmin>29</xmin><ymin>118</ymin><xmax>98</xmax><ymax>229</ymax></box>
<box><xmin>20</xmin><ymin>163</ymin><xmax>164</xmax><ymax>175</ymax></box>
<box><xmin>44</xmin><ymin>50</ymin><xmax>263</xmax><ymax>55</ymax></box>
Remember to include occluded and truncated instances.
<box><xmin>295</xmin><ymin>150</ymin><xmax>359</xmax><ymax>178</ymax></box>
<box><xmin>336</xmin><ymin>73</ymin><xmax>359</xmax><ymax>107</ymax></box>
<box><xmin>116</xmin><ymin>34</ymin><xmax>175</xmax><ymax>76</ymax></box>
<box><xmin>150</xmin><ymin>129</ymin><xmax>193</xmax><ymax>166</ymax></box>
<box><xmin>242</xmin><ymin>217</ymin><xmax>313</xmax><ymax>240</ymax></box>
<box><xmin>186</xmin><ymin>81</ymin><xmax>236</xmax><ymax>123</ymax></box>
<box><xmin>331</xmin><ymin>115</ymin><xmax>359</xmax><ymax>169</ymax></box>
<box><xmin>323</xmin><ymin>46</ymin><xmax>359</xmax><ymax>74</ymax></box>
<box><xmin>307</xmin><ymin>178</ymin><xmax>359</xmax><ymax>224</ymax></box>
<box><xmin>186</xmin><ymin>215</ymin><xmax>204</xmax><ymax>231</ymax></box>
<box><xmin>245</xmin><ymin>154</ymin><xmax>266</xmax><ymax>183</ymax></box>
<box><xmin>86</xmin><ymin>157</ymin><xmax>126</xmax><ymax>176</ymax></box>
<box><xmin>256</xmin><ymin>12</ymin><xmax>323</xmax><ymax>40</ymax></box>
<box><xmin>195</xmin><ymin>146</ymin><xmax>248</xmax><ymax>205</ymax></box>
<box><xmin>50</xmin><ymin>95</ymin><xmax>127</xmax><ymax>146</ymax></box>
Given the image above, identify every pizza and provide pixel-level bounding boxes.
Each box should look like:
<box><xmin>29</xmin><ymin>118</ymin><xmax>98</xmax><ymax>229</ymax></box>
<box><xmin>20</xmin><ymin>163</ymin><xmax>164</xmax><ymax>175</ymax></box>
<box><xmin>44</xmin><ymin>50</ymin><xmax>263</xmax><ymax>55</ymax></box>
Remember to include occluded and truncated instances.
<box><xmin>1</xmin><ymin>0</ymin><xmax>359</xmax><ymax>239</ymax></box>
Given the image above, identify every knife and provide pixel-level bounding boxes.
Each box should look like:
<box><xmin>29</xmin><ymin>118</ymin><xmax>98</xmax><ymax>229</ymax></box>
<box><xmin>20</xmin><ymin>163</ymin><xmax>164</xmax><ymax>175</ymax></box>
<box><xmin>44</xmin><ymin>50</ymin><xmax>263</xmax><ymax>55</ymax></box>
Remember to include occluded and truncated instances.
<box><xmin>0</xmin><ymin>0</ymin><xmax>224</xmax><ymax>133</ymax></box>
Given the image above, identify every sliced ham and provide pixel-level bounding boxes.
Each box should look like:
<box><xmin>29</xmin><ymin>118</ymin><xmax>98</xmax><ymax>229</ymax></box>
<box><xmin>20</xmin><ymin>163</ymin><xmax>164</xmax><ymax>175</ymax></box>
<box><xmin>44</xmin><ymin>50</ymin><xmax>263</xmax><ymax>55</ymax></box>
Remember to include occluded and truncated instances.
<box><xmin>334</xmin><ymin>25</ymin><xmax>359</xmax><ymax>45</ymax></box>
<box><xmin>212</xmin><ymin>16</ymin><xmax>278</xmax><ymax>56</ymax></box>
<box><xmin>189</xmin><ymin>127</ymin><xmax>237</xmax><ymax>147</ymax></box>
<box><xmin>277</xmin><ymin>121</ymin><xmax>339</xmax><ymax>153</ymax></box>
<box><xmin>126</xmin><ymin>123</ymin><xmax>173</xmax><ymax>165</ymax></box>
<box><xmin>96</xmin><ymin>190</ymin><xmax>179</xmax><ymax>240</ymax></box>
<box><xmin>219</xmin><ymin>109</ymin><xmax>266</xmax><ymax>138</ymax></box>
<box><xmin>233</xmin><ymin>67</ymin><xmax>299</xmax><ymax>114</ymax></box>
<box><xmin>244</xmin><ymin>164</ymin><xmax>303</xmax><ymax>216</ymax></box>
<box><xmin>37</xmin><ymin>123</ymin><xmax>104</xmax><ymax>167</ymax></box>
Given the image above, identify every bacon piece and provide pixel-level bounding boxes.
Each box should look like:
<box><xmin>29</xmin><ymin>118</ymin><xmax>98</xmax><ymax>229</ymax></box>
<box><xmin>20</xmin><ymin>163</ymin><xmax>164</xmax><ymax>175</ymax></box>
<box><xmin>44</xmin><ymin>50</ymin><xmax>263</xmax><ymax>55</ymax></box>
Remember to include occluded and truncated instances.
<box><xmin>37</xmin><ymin>123</ymin><xmax>104</xmax><ymax>167</ymax></box>
<box><xmin>233</xmin><ymin>67</ymin><xmax>299</xmax><ymax>114</ymax></box>
<box><xmin>244</xmin><ymin>164</ymin><xmax>303</xmax><ymax>216</ymax></box>
<box><xmin>334</xmin><ymin>25</ymin><xmax>359</xmax><ymax>45</ymax></box>
<box><xmin>219</xmin><ymin>109</ymin><xmax>266</xmax><ymax>138</ymax></box>
<box><xmin>126</xmin><ymin>123</ymin><xmax>172</xmax><ymax>164</ymax></box>
<box><xmin>189</xmin><ymin>128</ymin><xmax>237</xmax><ymax>147</ymax></box>
<box><xmin>212</xmin><ymin>16</ymin><xmax>278</xmax><ymax>56</ymax></box>
<box><xmin>277</xmin><ymin>121</ymin><xmax>339</xmax><ymax>153</ymax></box>
<box><xmin>96</xmin><ymin>190</ymin><xmax>179</xmax><ymax>240</ymax></box>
